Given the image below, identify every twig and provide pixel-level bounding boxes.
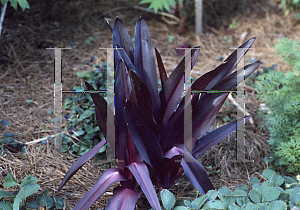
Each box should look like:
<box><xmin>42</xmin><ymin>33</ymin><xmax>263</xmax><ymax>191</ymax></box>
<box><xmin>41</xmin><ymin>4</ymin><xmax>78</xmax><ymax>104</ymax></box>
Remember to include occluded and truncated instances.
<box><xmin>0</xmin><ymin>2</ymin><xmax>7</xmax><ymax>37</ymax></box>
<box><xmin>133</xmin><ymin>6</ymin><xmax>181</xmax><ymax>23</ymax></box>
<box><xmin>25</xmin><ymin>133</ymin><xmax>62</xmax><ymax>145</ymax></box>
<box><xmin>101</xmin><ymin>6</ymin><xmax>181</xmax><ymax>24</ymax></box>
<box><xmin>227</xmin><ymin>93</ymin><xmax>254</xmax><ymax>125</ymax></box>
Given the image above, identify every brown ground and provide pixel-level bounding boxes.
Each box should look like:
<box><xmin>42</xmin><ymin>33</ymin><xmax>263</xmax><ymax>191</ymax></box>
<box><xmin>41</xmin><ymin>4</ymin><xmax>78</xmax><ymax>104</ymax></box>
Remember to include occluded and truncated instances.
<box><xmin>0</xmin><ymin>0</ymin><xmax>299</xmax><ymax>209</ymax></box>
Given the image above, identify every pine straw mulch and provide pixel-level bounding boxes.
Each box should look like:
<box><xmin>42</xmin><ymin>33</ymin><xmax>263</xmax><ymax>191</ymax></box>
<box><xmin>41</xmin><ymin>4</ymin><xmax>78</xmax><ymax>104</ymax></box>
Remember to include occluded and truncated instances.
<box><xmin>0</xmin><ymin>0</ymin><xmax>300</xmax><ymax>209</ymax></box>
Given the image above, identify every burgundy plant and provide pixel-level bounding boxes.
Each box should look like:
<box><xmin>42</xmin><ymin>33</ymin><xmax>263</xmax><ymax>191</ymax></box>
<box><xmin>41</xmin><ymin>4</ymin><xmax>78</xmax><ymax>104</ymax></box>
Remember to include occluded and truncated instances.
<box><xmin>58</xmin><ymin>17</ymin><xmax>260</xmax><ymax>210</ymax></box>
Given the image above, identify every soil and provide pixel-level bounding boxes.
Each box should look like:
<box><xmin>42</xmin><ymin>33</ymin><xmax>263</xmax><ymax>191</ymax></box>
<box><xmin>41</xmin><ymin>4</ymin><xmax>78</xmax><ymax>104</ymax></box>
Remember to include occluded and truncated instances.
<box><xmin>0</xmin><ymin>0</ymin><xmax>299</xmax><ymax>209</ymax></box>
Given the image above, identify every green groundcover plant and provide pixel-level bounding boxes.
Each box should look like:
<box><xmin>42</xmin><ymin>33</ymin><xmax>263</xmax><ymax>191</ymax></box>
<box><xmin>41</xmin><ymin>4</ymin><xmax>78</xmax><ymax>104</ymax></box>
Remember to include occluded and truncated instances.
<box><xmin>255</xmin><ymin>38</ymin><xmax>300</xmax><ymax>174</ymax></box>
<box><xmin>57</xmin><ymin>17</ymin><xmax>259</xmax><ymax>210</ymax></box>
<box><xmin>155</xmin><ymin>169</ymin><xmax>300</xmax><ymax>210</ymax></box>
<box><xmin>0</xmin><ymin>173</ymin><xmax>65</xmax><ymax>210</ymax></box>
<box><xmin>62</xmin><ymin>62</ymin><xmax>107</xmax><ymax>156</ymax></box>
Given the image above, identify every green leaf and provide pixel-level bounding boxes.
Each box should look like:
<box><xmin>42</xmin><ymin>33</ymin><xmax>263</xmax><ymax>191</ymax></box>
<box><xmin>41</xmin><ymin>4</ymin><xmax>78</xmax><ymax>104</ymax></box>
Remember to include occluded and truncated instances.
<box><xmin>0</xmin><ymin>190</ymin><xmax>14</xmax><ymax>199</ymax></box>
<box><xmin>161</xmin><ymin>189</ymin><xmax>175</xmax><ymax>210</ymax></box>
<box><xmin>262</xmin><ymin>169</ymin><xmax>276</xmax><ymax>181</ymax></box>
<box><xmin>261</xmin><ymin>187</ymin><xmax>280</xmax><ymax>202</ymax></box>
<box><xmin>13</xmin><ymin>184</ymin><xmax>40</xmax><ymax>210</ymax></box>
<box><xmin>249</xmin><ymin>189</ymin><xmax>261</xmax><ymax>203</ymax></box>
<box><xmin>139</xmin><ymin>0</ymin><xmax>172</xmax><ymax>13</ymax></box>
<box><xmin>36</xmin><ymin>190</ymin><xmax>54</xmax><ymax>208</ymax></box>
<box><xmin>20</xmin><ymin>175</ymin><xmax>38</xmax><ymax>188</ymax></box>
<box><xmin>218</xmin><ymin>187</ymin><xmax>232</xmax><ymax>201</ymax></box>
<box><xmin>223</xmin><ymin>197</ymin><xmax>235</xmax><ymax>209</ymax></box>
<box><xmin>229</xmin><ymin>203</ymin><xmax>242</xmax><ymax>210</ymax></box>
<box><xmin>4</xmin><ymin>173</ymin><xmax>19</xmax><ymax>188</ymax></box>
<box><xmin>233</xmin><ymin>190</ymin><xmax>248</xmax><ymax>197</ymax></box>
<box><xmin>76</xmin><ymin>71</ymin><xmax>89</xmax><ymax>78</ymax></box>
<box><xmin>207</xmin><ymin>200</ymin><xmax>224</xmax><ymax>209</ymax></box>
<box><xmin>1</xmin><ymin>119</ymin><xmax>11</xmax><ymax>126</ymax></box>
<box><xmin>190</xmin><ymin>194</ymin><xmax>208</xmax><ymax>209</ymax></box>
<box><xmin>183</xmin><ymin>200</ymin><xmax>192</xmax><ymax>209</ymax></box>
<box><xmin>249</xmin><ymin>177</ymin><xmax>260</xmax><ymax>185</ymax></box>
<box><xmin>53</xmin><ymin>196</ymin><xmax>66</xmax><ymax>209</ymax></box>
<box><xmin>26</xmin><ymin>201</ymin><xmax>39</xmax><ymax>209</ymax></box>
<box><xmin>78</xmin><ymin>109</ymin><xmax>94</xmax><ymax>121</ymax></box>
<box><xmin>72</xmin><ymin>130</ymin><xmax>85</xmax><ymax>137</ymax></box>
<box><xmin>99</xmin><ymin>144</ymin><xmax>107</xmax><ymax>153</ymax></box>
<box><xmin>0</xmin><ymin>201</ymin><xmax>13</xmax><ymax>210</ymax></box>
<box><xmin>274</xmin><ymin>175</ymin><xmax>285</xmax><ymax>187</ymax></box>
<box><xmin>85</xmin><ymin>124</ymin><xmax>100</xmax><ymax>134</ymax></box>
<box><xmin>17</xmin><ymin>0</ymin><xmax>29</xmax><ymax>11</ymax></box>
<box><xmin>234</xmin><ymin>185</ymin><xmax>249</xmax><ymax>193</ymax></box>
<box><xmin>242</xmin><ymin>203</ymin><xmax>256</xmax><ymax>210</ymax></box>
<box><xmin>174</xmin><ymin>206</ymin><xmax>190</xmax><ymax>210</ymax></box>
<box><xmin>207</xmin><ymin>190</ymin><xmax>218</xmax><ymax>201</ymax></box>
<box><xmin>269</xmin><ymin>200</ymin><xmax>287</xmax><ymax>210</ymax></box>
<box><xmin>61</xmin><ymin>144</ymin><xmax>70</xmax><ymax>152</ymax></box>
<box><xmin>290</xmin><ymin>187</ymin><xmax>300</xmax><ymax>206</ymax></box>
<box><xmin>9</xmin><ymin>0</ymin><xmax>18</xmax><ymax>10</ymax></box>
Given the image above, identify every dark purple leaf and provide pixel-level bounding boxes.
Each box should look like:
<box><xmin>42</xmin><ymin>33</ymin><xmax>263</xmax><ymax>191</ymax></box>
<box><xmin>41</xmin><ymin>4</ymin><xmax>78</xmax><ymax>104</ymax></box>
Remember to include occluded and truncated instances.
<box><xmin>124</xmin><ymin>101</ymin><xmax>163</xmax><ymax>169</ymax></box>
<box><xmin>85</xmin><ymin>81</ymin><xmax>111</xmax><ymax>137</ymax></box>
<box><xmin>156</xmin><ymin>156</ymin><xmax>183</xmax><ymax>189</ymax></box>
<box><xmin>106</xmin><ymin>186</ymin><xmax>142</xmax><ymax>210</ymax></box>
<box><xmin>134</xmin><ymin>17</ymin><xmax>160</xmax><ymax>119</ymax></box>
<box><xmin>160</xmin><ymin>46</ymin><xmax>200</xmax><ymax>125</ymax></box>
<box><xmin>127</xmin><ymin>162</ymin><xmax>161</xmax><ymax>210</ymax></box>
<box><xmin>113</xmin><ymin>17</ymin><xmax>134</xmax><ymax>63</ymax></box>
<box><xmin>58</xmin><ymin>138</ymin><xmax>106</xmax><ymax>191</ymax></box>
<box><xmin>128</xmin><ymin>70</ymin><xmax>160</xmax><ymax>131</ymax></box>
<box><xmin>201</xmin><ymin>37</ymin><xmax>256</xmax><ymax>91</ymax></box>
<box><xmin>191</xmin><ymin>62</ymin><xmax>227</xmax><ymax>107</ymax></box>
<box><xmin>115</xmin><ymin>46</ymin><xmax>136</xmax><ymax>72</ymax></box>
<box><xmin>180</xmin><ymin>146</ymin><xmax>214</xmax><ymax>195</ymax></box>
<box><xmin>115</xmin><ymin>59</ymin><xmax>137</xmax><ymax>168</ymax></box>
<box><xmin>193</xmin><ymin>116</ymin><xmax>251</xmax><ymax>158</ymax></box>
<box><xmin>73</xmin><ymin>168</ymin><xmax>127</xmax><ymax>210</ymax></box>
<box><xmin>211</xmin><ymin>61</ymin><xmax>260</xmax><ymax>91</ymax></box>
<box><xmin>192</xmin><ymin>93</ymin><xmax>229</xmax><ymax>142</ymax></box>
<box><xmin>155</xmin><ymin>47</ymin><xmax>167</xmax><ymax>87</ymax></box>
<box><xmin>191</xmin><ymin>38</ymin><xmax>256</xmax><ymax>108</ymax></box>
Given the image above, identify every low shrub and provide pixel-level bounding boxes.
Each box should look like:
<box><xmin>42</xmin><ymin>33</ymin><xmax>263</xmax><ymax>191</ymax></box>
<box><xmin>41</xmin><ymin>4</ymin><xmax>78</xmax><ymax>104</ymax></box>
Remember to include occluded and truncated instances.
<box><xmin>255</xmin><ymin>38</ymin><xmax>300</xmax><ymax>174</ymax></box>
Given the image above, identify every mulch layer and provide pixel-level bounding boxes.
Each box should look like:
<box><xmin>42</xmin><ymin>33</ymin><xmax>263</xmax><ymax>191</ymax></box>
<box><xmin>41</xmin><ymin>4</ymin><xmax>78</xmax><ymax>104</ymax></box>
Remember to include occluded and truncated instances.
<box><xmin>1</xmin><ymin>0</ymin><xmax>299</xmax><ymax>209</ymax></box>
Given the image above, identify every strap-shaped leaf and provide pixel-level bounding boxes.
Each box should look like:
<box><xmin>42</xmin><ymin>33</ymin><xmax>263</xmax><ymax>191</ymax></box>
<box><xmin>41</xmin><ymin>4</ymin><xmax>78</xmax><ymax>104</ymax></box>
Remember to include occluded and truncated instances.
<box><xmin>115</xmin><ymin>59</ymin><xmax>136</xmax><ymax>168</ymax></box>
<box><xmin>106</xmin><ymin>186</ymin><xmax>142</xmax><ymax>210</ymax></box>
<box><xmin>211</xmin><ymin>61</ymin><xmax>260</xmax><ymax>91</ymax></box>
<box><xmin>160</xmin><ymin>46</ymin><xmax>200</xmax><ymax>125</ymax></box>
<box><xmin>124</xmin><ymin>101</ymin><xmax>163</xmax><ymax>169</ymax></box>
<box><xmin>134</xmin><ymin>17</ymin><xmax>161</xmax><ymax>119</ymax></box>
<box><xmin>129</xmin><ymin>70</ymin><xmax>160</xmax><ymax>131</ymax></box>
<box><xmin>155</xmin><ymin>47</ymin><xmax>167</xmax><ymax>87</ymax></box>
<box><xmin>127</xmin><ymin>162</ymin><xmax>161</xmax><ymax>210</ymax></box>
<box><xmin>191</xmin><ymin>62</ymin><xmax>227</xmax><ymax>108</ymax></box>
<box><xmin>191</xmin><ymin>37</ymin><xmax>256</xmax><ymax>107</ymax></box>
<box><xmin>84</xmin><ymin>81</ymin><xmax>111</xmax><ymax>137</ymax></box>
<box><xmin>192</xmin><ymin>93</ymin><xmax>229</xmax><ymax>142</ymax></box>
<box><xmin>193</xmin><ymin>116</ymin><xmax>251</xmax><ymax>158</ymax></box>
<box><xmin>191</xmin><ymin>62</ymin><xmax>259</xmax><ymax>142</ymax></box>
<box><xmin>73</xmin><ymin>168</ymin><xmax>127</xmax><ymax>210</ymax></box>
<box><xmin>180</xmin><ymin>147</ymin><xmax>215</xmax><ymax>195</ymax></box>
<box><xmin>113</xmin><ymin>17</ymin><xmax>134</xmax><ymax>63</ymax></box>
<box><xmin>202</xmin><ymin>37</ymin><xmax>256</xmax><ymax>92</ymax></box>
<box><xmin>115</xmin><ymin>46</ymin><xmax>136</xmax><ymax>73</ymax></box>
<box><xmin>58</xmin><ymin>138</ymin><xmax>106</xmax><ymax>191</ymax></box>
